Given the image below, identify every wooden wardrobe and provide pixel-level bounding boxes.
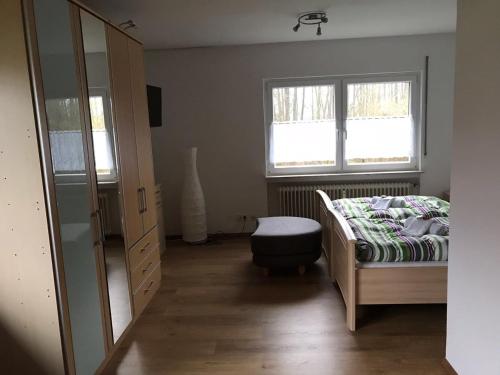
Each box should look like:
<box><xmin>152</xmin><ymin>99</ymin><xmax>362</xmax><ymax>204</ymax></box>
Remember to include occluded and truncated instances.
<box><xmin>107</xmin><ymin>23</ymin><xmax>161</xmax><ymax>317</ymax></box>
<box><xmin>0</xmin><ymin>0</ymin><xmax>162</xmax><ymax>373</ymax></box>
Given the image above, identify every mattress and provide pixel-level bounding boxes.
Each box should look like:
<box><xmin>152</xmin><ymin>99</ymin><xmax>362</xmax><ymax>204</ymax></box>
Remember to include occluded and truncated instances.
<box><xmin>357</xmin><ymin>261</ymin><xmax>448</xmax><ymax>269</ymax></box>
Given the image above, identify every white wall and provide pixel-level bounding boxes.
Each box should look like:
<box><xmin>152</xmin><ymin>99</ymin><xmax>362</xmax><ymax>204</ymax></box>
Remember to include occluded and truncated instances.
<box><xmin>145</xmin><ymin>33</ymin><xmax>456</xmax><ymax>235</ymax></box>
<box><xmin>446</xmin><ymin>1</ymin><xmax>500</xmax><ymax>374</ymax></box>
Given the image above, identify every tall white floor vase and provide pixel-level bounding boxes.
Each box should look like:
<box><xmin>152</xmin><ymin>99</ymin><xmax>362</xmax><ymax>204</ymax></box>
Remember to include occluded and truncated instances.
<box><xmin>181</xmin><ymin>147</ymin><xmax>208</xmax><ymax>244</ymax></box>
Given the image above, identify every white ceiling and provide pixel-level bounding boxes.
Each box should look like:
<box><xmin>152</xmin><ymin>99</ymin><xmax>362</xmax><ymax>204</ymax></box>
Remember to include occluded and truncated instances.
<box><xmin>82</xmin><ymin>0</ymin><xmax>457</xmax><ymax>49</ymax></box>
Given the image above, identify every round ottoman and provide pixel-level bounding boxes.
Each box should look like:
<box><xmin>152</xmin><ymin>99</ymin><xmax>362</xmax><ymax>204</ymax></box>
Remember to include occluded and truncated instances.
<box><xmin>250</xmin><ymin>216</ymin><xmax>322</xmax><ymax>275</ymax></box>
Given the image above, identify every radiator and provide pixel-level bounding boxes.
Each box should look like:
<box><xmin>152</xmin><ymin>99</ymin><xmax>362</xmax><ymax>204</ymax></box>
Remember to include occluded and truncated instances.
<box><xmin>98</xmin><ymin>193</ymin><xmax>112</xmax><ymax>235</ymax></box>
<box><xmin>278</xmin><ymin>182</ymin><xmax>415</xmax><ymax>220</ymax></box>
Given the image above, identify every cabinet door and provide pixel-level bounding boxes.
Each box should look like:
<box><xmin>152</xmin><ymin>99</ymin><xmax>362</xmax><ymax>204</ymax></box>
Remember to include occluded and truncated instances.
<box><xmin>32</xmin><ymin>0</ymin><xmax>106</xmax><ymax>373</ymax></box>
<box><xmin>107</xmin><ymin>27</ymin><xmax>143</xmax><ymax>246</ymax></box>
<box><xmin>128</xmin><ymin>39</ymin><xmax>158</xmax><ymax>233</ymax></box>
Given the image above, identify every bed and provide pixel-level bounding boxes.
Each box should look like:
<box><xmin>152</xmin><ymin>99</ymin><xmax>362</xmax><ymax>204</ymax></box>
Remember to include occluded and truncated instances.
<box><xmin>316</xmin><ymin>190</ymin><xmax>448</xmax><ymax>331</ymax></box>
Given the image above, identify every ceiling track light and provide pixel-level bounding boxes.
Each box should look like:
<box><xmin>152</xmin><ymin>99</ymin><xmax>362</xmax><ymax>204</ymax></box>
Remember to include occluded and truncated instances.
<box><xmin>292</xmin><ymin>11</ymin><xmax>328</xmax><ymax>36</ymax></box>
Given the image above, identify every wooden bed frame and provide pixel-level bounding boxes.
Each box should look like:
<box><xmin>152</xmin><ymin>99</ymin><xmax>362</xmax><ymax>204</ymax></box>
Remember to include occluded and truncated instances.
<box><xmin>316</xmin><ymin>190</ymin><xmax>447</xmax><ymax>331</ymax></box>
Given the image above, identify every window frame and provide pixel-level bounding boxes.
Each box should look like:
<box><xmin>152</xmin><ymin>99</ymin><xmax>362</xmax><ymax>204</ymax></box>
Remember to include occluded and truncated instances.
<box><xmin>264</xmin><ymin>77</ymin><xmax>342</xmax><ymax>176</ymax></box>
<box><xmin>264</xmin><ymin>73</ymin><xmax>421</xmax><ymax>177</ymax></box>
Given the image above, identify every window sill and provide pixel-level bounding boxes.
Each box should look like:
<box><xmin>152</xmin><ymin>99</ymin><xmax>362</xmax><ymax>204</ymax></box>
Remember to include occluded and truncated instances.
<box><xmin>98</xmin><ymin>180</ymin><xmax>120</xmax><ymax>189</ymax></box>
<box><xmin>266</xmin><ymin>170</ymin><xmax>423</xmax><ymax>184</ymax></box>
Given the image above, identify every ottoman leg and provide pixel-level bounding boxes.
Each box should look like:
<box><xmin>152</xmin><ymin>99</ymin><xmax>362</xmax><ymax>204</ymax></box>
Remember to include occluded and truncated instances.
<box><xmin>298</xmin><ymin>265</ymin><xmax>306</xmax><ymax>276</ymax></box>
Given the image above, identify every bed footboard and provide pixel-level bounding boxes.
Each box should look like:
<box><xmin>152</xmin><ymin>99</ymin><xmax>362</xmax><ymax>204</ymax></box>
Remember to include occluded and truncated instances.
<box><xmin>317</xmin><ymin>190</ymin><xmax>358</xmax><ymax>331</ymax></box>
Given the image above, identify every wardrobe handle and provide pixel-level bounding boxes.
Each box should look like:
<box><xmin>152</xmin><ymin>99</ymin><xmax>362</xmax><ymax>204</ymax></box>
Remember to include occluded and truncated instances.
<box><xmin>137</xmin><ymin>188</ymin><xmax>144</xmax><ymax>214</ymax></box>
<box><xmin>142</xmin><ymin>187</ymin><xmax>148</xmax><ymax>213</ymax></box>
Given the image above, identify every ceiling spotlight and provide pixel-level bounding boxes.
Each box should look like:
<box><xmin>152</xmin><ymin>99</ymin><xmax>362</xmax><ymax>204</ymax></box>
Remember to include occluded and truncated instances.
<box><xmin>292</xmin><ymin>11</ymin><xmax>328</xmax><ymax>36</ymax></box>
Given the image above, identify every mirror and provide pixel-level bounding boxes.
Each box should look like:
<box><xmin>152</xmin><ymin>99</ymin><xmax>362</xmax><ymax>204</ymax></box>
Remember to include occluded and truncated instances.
<box><xmin>33</xmin><ymin>1</ymin><xmax>106</xmax><ymax>373</ymax></box>
<box><xmin>80</xmin><ymin>10</ymin><xmax>132</xmax><ymax>343</ymax></box>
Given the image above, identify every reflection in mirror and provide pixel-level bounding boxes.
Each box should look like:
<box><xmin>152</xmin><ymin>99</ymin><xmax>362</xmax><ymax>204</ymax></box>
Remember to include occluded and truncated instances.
<box><xmin>81</xmin><ymin>10</ymin><xmax>132</xmax><ymax>343</ymax></box>
<box><xmin>33</xmin><ymin>0</ymin><xmax>105</xmax><ymax>373</ymax></box>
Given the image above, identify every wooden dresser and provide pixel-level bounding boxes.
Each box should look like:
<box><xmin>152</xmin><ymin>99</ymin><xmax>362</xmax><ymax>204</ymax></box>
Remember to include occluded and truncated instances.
<box><xmin>129</xmin><ymin>227</ymin><xmax>162</xmax><ymax>315</ymax></box>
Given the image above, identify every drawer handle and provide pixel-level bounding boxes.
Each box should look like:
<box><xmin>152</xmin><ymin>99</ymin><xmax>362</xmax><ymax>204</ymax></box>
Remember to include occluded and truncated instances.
<box><xmin>144</xmin><ymin>280</ymin><xmax>155</xmax><ymax>294</ymax></box>
<box><xmin>139</xmin><ymin>243</ymin><xmax>150</xmax><ymax>254</ymax></box>
<box><xmin>142</xmin><ymin>262</ymin><xmax>153</xmax><ymax>274</ymax></box>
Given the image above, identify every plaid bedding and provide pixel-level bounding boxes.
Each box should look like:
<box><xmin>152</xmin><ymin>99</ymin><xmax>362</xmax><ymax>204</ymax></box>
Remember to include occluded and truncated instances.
<box><xmin>332</xmin><ymin>195</ymin><xmax>449</xmax><ymax>220</ymax></box>
<box><xmin>332</xmin><ymin>196</ymin><xmax>450</xmax><ymax>263</ymax></box>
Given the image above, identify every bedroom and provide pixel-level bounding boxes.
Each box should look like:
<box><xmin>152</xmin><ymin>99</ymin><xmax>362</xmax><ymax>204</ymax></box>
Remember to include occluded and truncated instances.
<box><xmin>1</xmin><ymin>0</ymin><xmax>499</xmax><ymax>374</ymax></box>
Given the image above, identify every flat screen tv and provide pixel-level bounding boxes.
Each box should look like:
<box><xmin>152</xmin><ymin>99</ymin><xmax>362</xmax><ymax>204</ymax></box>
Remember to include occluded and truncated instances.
<box><xmin>146</xmin><ymin>85</ymin><xmax>162</xmax><ymax>127</ymax></box>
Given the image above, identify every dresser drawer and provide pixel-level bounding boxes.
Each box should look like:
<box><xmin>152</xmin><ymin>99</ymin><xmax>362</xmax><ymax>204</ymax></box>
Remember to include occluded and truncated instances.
<box><xmin>133</xmin><ymin>264</ymin><xmax>161</xmax><ymax>316</ymax></box>
<box><xmin>129</xmin><ymin>226</ymin><xmax>159</xmax><ymax>270</ymax></box>
<box><xmin>130</xmin><ymin>244</ymin><xmax>160</xmax><ymax>292</ymax></box>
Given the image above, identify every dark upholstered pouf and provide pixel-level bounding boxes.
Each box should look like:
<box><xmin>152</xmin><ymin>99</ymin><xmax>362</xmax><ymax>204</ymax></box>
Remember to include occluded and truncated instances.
<box><xmin>250</xmin><ymin>216</ymin><xmax>322</xmax><ymax>272</ymax></box>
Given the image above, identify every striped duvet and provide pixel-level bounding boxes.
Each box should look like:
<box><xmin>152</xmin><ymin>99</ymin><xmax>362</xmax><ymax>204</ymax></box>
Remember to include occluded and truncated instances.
<box><xmin>332</xmin><ymin>196</ymin><xmax>450</xmax><ymax>263</ymax></box>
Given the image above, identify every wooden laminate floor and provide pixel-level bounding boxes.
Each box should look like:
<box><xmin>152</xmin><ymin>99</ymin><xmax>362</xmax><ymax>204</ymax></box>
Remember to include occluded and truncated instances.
<box><xmin>104</xmin><ymin>238</ymin><xmax>447</xmax><ymax>375</ymax></box>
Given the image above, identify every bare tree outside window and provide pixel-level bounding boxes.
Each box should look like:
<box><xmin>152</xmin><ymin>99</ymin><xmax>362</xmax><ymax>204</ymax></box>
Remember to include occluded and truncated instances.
<box><xmin>272</xmin><ymin>85</ymin><xmax>334</xmax><ymax>123</ymax></box>
<box><xmin>348</xmin><ymin>81</ymin><xmax>410</xmax><ymax>119</ymax></box>
<box><xmin>271</xmin><ymin>85</ymin><xmax>336</xmax><ymax>168</ymax></box>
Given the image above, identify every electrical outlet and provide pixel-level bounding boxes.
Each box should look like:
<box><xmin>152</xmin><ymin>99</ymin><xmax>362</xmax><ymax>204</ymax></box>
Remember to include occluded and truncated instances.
<box><xmin>237</xmin><ymin>214</ymin><xmax>258</xmax><ymax>222</ymax></box>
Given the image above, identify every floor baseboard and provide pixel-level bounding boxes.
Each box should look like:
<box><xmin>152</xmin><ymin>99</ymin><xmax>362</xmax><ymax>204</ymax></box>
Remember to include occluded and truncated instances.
<box><xmin>442</xmin><ymin>359</ymin><xmax>458</xmax><ymax>375</ymax></box>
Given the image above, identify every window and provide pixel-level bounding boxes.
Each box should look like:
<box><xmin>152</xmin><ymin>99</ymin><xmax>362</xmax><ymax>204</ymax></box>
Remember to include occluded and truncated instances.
<box><xmin>44</xmin><ymin>89</ymin><xmax>118</xmax><ymax>181</ymax></box>
<box><xmin>89</xmin><ymin>88</ymin><xmax>118</xmax><ymax>181</ymax></box>
<box><xmin>46</xmin><ymin>98</ymin><xmax>87</xmax><ymax>175</ymax></box>
<box><xmin>265</xmin><ymin>74</ymin><xmax>419</xmax><ymax>175</ymax></box>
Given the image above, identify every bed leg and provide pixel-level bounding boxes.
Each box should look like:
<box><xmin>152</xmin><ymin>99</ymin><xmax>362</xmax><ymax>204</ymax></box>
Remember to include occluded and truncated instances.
<box><xmin>346</xmin><ymin>303</ymin><xmax>356</xmax><ymax>331</ymax></box>
<box><xmin>346</xmin><ymin>242</ymin><xmax>357</xmax><ymax>331</ymax></box>
<box><xmin>328</xmin><ymin>217</ymin><xmax>336</xmax><ymax>282</ymax></box>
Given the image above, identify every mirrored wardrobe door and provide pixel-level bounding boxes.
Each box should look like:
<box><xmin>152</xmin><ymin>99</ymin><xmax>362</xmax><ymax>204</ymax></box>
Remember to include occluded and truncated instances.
<box><xmin>31</xmin><ymin>0</ymin><xmax>106</xmax><ymax>373</ymax></box>
<box><xmin>80</xmin><ymin>10</ymin><xmax>133</xmax><ymax>343</ymax></box>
